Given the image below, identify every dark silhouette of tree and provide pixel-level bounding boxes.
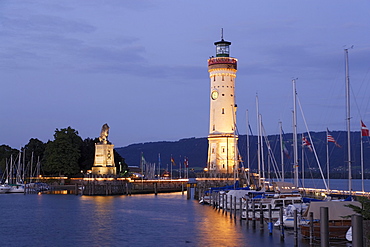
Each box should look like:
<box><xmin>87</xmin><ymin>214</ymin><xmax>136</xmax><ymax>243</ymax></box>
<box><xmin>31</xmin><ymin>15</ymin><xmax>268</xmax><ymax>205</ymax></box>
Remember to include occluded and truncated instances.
<box><xmin>79</xmin><ymin>137</ymin><xmax>99</xmax><ymax>171</ymax></box>
<box><xmin>43</xmin><ymin>127</ymin><xmax>83</xmax><ymax>175</ymax></box>
<box><xmin>0</xmin><ymin>145</ymin><xmax>19</xmax><ymax>176</ymax></box>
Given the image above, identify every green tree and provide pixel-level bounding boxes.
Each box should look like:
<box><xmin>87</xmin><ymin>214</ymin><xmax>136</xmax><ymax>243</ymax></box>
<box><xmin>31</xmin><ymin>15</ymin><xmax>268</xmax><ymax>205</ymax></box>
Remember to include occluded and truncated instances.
<box><xmin>114</xmin><ymin>149</ymin><xmax>128</xmax><ymax>176</ymax></box>
<box><xmin>0</xmin><ymin>145</ymin><xmax>19</xmax><ymax>177</ymax></box>
<box><xmin>79</xmin><ymin>137</ymin><xmax>99</xmax><ymax>171</ymax></box>
<box><xmin>43</xmin><ymin>127</ymin><xmax>83</xmax><ymax>175</ymax></box>
<box><xmin>24</xmin><ymin>138</ymin><xmax>45</xmax><ymax>165</ymax></box>
<box><xmin>346</xmin><ymin>196</ymin><xmax>370</xmax><ymax>220</ymax></box>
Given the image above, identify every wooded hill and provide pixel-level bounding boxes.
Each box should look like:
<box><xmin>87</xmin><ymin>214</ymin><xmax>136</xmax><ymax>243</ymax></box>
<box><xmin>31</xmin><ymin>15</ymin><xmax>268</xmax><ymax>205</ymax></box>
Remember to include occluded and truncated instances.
<box><xmin>116</xmin><ymin>131</ymin><xmax>370</xmax><ymax>179</ymax></box>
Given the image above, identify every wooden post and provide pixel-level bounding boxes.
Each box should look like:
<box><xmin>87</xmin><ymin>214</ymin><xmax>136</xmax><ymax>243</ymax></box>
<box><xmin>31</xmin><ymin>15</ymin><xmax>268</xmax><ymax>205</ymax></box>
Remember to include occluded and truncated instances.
<box><xmin>320</xmin><ymin>207</ymin><xmax>329</xmax><ymax>247</ymax></box>
<box><xmin>294</xmin><ymin>209</ymin><xmax>298</xmax><ymax>241</ymax></box>
<box><xmin>225</xmin><ymin>194</ymin><xmax>228</xmax><ymax>216</ymax></box>
<box><xmin>246</xmin><ymin>199</ymin><xmax>249</xmax><ymax>223</ymax></box>
<box><xmin>352</xmin><ymin>214</ymin><xmax>363</xmax><ymax>247</ymax></box>
<box><xmin>229</xmin><ymin>195</ymin><xmax>232</xmax><ymax>219</ymax></box>
<box><xmin>309</xmin><ymin>212</ymin><xmax>314</xmax><ymax>245</ymax></box>
<box><xmin>280</xmin><ymin>206</ymin><xmax>284</xmax><ymax>240</ymax></box>
<box><xmin>268</xmin><ymin>204</ymin><xmax>273</xmax><ymax>235</ymax></box>
<box><xmin>252</xmin><ymin>200</ymin><xmax>256</xmax><ymax>225</ymax></box>
<box><xmin>259</xmin><ymin>202</ymin><xmax>264</xmax><ymax>229</ymax></box>
<box><xmin>239</xmin><ymin>198</ymin><xmax>243</xmax><ymax>220</ymax></box>
<box><xmin>234</xmin><ymin>196</ymin><xmax>237</xmax><ymax>219</ymax></box>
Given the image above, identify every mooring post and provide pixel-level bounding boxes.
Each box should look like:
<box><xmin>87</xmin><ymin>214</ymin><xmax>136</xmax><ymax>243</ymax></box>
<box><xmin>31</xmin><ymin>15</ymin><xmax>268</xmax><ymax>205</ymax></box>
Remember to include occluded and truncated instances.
<box><xmin>246</xmin><ymin>199</ymin><xmax>249</xmax><ymax>223</ymax></box>
<box><xmin>252</xmin><ymin>200</ymin><xmax>256</xmax><ymax>225</ymax></box>
<box><xmin>224</xmin><ymin>194</ymin><xmax>228</xmax><ymax>215</ymax></box>
<box><xmin>260</xmin><ymin>202</ymin><xmax>264</xmax><ymax>229</ymax></box>
<box><xmin>320</xmin><ymin>207</ymin><xmax>329</xmax><ymax>247</ymax></box>
<box><xmin>352</xmin><ymin>214</ymin><xmax>363</xmax><ymax>247</ymax></box>
<box><xmin>234</xmin><ymin>196</ymin><xmax>237</xmax><ymax>219</ymax></box>
<box><xmin>239</xmin><ymin>198</ymin><xmax>243</xmax><ymax>220</ymax></box>
<box><xmin>280</xmin><ymin>206</ymin><xmax>284</xmax><ymax>240</ymax></box>
<box><xmin>268</xmin><ymin>204</ymin><xmax>273</xmax><ymax>235</ymax></box>
<box><xmin>309</xmin><ymin>212</ymin><xmax>314</xmax><ymax>245</ymax></box>
<box><xmin>230</xmin><ymin>195</ymin><xmax>233</xmax><ymax>219</ymax></box>
<box><xmin>218</xmin><ymin>193</ymin><xmax>221</xmax><ymax>210</ymax></box>
<box><xmin>294</xmin><ymin>209</ymin><xmax>298</xmax><ymax>241</ymax></box>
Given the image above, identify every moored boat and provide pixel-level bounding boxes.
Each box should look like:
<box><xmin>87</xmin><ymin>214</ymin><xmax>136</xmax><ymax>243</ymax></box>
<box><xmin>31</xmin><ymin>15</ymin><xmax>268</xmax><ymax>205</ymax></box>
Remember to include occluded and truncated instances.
<box><xmin>300</xmin><ymin>201</ymin><xmax>360</xmax><ymax>240</ymax></box>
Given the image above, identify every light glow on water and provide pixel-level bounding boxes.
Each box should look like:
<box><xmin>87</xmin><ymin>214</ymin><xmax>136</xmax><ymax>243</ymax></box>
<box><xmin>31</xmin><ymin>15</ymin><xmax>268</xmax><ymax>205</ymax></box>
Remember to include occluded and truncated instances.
<box><xmin>0</xmin><ymin>192</ymin><xmax>317</xmax><ymax>246</ymax></box>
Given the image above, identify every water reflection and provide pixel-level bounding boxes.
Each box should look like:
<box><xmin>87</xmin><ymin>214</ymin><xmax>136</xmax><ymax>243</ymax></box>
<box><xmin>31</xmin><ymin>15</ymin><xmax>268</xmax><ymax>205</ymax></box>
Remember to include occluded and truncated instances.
<box><xmin>79</xmin><ymin>196</ymin><xmax>116</xmax><ymax>244</ymax></box>
<box><xmin>194</xmin><ymin>205</ymin><xmax>249</xmax><ymax>246</ymax></box>
<box><xmin>1</xmin><ymin>192</ymin><xmax>311</xmax><ymax>247</ymax></box>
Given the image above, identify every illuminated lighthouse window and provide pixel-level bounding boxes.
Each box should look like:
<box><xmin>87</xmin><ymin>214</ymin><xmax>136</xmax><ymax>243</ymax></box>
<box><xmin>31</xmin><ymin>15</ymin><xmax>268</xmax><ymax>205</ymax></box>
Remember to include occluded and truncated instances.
<box><xmin>216</xmin><ymin>44</ymin><xmax>229</xmax><ymax>55</ymax></box>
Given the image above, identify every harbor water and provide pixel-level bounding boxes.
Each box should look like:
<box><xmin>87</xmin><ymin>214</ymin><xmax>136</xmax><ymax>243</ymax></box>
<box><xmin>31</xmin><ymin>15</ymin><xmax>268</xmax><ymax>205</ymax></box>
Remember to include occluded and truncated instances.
<box><xmin>1</xmin><ymin>192</ymin><xmax>312</xmax><ymax>247</ymax></box>
<box><xmin>2</xmin><ymin>179</ymin><xmax>367</xmax><ymax>247</ymax></box>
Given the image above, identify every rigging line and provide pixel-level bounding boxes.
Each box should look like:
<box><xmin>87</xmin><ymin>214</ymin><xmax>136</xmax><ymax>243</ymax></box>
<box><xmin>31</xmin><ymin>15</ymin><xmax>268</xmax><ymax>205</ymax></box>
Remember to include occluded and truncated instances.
<box><xmin>356</xmin><ymin>65</ymin><xmax>370</xmax><ymax>114</ymax></box>
<box><xmin>261</xmin><ymin>123</ymin><xmax>282</xmax><ymax>180</ymax></box>
<box><xmin>351</xmin><ymin>82</ymin><xmax>364</xmax><ymax>124</ymax></box>
<box><xmin>297</xmin><ymin>95</ymin><xmax>328</xmax><ymax>191</ymax></box>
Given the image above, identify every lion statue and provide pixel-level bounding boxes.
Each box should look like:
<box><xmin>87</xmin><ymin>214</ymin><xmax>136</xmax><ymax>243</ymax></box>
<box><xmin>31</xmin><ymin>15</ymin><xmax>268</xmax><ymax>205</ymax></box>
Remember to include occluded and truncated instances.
<box><xmin>99</xmin><ymin>123</ymin><xmax>110</xmax><ymax>144</ymax></box>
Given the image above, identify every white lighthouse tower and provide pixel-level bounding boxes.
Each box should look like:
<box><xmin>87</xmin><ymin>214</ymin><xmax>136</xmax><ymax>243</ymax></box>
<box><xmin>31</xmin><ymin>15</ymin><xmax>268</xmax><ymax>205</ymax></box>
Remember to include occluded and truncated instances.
<box><xmin>207</xmin><ymin>34</ymin><xmax>238</xmax><ymax>175</ymax></box>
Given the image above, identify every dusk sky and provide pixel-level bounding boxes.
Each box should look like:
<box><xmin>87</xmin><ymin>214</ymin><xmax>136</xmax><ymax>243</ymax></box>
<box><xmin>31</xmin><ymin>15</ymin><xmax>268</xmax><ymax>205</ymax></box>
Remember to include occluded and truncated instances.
<box><xmin>1</xmin><ymin>1</ymin><xmax>370</xmax><ymax>149</ymax></box>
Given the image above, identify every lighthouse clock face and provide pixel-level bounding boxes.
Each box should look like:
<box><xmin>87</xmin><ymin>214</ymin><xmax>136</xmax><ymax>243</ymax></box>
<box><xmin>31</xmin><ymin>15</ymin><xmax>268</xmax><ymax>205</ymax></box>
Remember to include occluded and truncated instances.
<box><xmin>211</xmin><ymin>90</ymin><xmax>219</xmax><ymax>100</ymax></box>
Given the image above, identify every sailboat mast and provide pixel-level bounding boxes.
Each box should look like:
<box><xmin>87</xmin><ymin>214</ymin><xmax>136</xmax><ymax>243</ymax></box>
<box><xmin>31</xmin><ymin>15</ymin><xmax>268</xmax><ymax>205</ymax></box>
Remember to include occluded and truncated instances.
<box><xmin>292</xmin><ymin>78</ymin><xmax>299</xmax><ymax>188</ymax></box>
<box><xmin>279</xmin><ymin>122</ymin><xmax>284</xmax><ymax>182</ymax></box>
<box><xmin>256</xmin><ymin>95</ymin><xmax>261</xmax><ymax>188</ymax></box>
<box><xmin>326</xmin><ymin>129</ymin><xmax>330</xmax><ymax>191</ymax></box>
<box><xmin>345</xmin><ymin>48</ymin><xmax>352</xmax><ymax>193</ymax></box>
<box><xmin>246</xmin><ymin>110</ymin><xmax>250</xmax><ymax>183</ymax></box>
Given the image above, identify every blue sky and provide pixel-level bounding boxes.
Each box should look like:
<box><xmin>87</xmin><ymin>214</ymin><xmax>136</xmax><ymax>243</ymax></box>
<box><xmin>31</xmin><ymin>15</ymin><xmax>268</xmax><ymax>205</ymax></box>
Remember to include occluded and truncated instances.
<box><xmin>1</xmin><ymin>1</ymin><xmax>370</xmax><ymax>149</ymax></box>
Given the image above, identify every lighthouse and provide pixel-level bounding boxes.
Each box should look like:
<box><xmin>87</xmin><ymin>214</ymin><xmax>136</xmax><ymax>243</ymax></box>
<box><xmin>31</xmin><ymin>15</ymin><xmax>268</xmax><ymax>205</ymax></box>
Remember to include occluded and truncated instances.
<box><xmin>207</xmin><ymin>34</ymin><xmax>238</xmax><ymax>175</ymax></box>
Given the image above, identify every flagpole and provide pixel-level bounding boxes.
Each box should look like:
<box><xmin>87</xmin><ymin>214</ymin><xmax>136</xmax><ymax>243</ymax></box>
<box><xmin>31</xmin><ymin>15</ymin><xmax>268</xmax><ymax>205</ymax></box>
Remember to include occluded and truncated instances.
<box><xmin>158</xmin><ymin>153</ymin><xmax>161</xmax><ymax>180</ymax></box>
<box><xmin>360</xmin><ymin>122</ymin><xmax>364</xmax><ymax>192</ymax></box>
<box><xmin>171</xmin><ymin>155</ymin><xmax>173</xmax><ymax>180</ymax></box>
<box><xmin>301</xmin><ymin>134</ymin><xmax>305</xmax><ymax>189</ymax></box>
<box><xmin>292</xmin><ymin>79</ymin><xmax>299</xmax><ymax>188</ymax></box>
<box><xmin>326</xmin><ymin>129</ymin><xmax>330</xmax><ymax>191</ymax></box>
<box><xmin>179</xmin><ymin>155</ymin><xmax>182</xmax><ymax>179</ymax></box>
<box><xmin>345</xmin><ymin>48</ymin><xmax>352</xmax><ymax>193</ymax></box>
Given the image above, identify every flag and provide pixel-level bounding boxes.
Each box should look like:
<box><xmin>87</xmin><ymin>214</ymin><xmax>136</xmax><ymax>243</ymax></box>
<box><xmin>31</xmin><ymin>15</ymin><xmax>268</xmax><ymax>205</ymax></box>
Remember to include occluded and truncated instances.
<box><xmin>302</xmin><ymin>136</ymin><xmax>313</xmax><ymax>152</ymax></box>
<box><xmin>171</xmin><ymin>157</ymin><xmax>176</xmax><ymax>166</ymax></box>
<box><xmin>282</xmin><ymin>141</ymin><xmax>290</xmax><ymax>159</ymax></box>
<box><xmin>141</xmin><ymin>153</ymin><xmax>147</xmax><ymax>165</ymax></box>
<box><xmin>361</xmin><ymin>120</ymin><xmax>370</xmax><ymax>137</ymax></box>
<box><xmin>184</xmin><ymin>157</ymin><xmax>189</xmax><ymax>168</ymax></box>
<box><xmin>327</xmin><ymin>128</ymin><xmax>341</xmax><ymax>148</ymax></box>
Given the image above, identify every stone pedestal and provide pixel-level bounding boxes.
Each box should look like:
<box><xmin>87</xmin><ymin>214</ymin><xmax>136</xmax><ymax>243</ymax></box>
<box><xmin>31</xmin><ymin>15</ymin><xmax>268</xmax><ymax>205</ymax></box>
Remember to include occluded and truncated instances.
<box><xmin>91</xmin><ymin>143</ymin><xmax>116</xmax><ymax>175</ymax></box>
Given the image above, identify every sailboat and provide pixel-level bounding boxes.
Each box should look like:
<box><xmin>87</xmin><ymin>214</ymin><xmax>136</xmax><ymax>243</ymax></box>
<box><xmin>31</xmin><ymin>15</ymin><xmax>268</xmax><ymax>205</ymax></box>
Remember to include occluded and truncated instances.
<box><xmin>300</xmin><ymin>48</ymin><xmax>356</xmax><ymax>240</ymax></box>
<box><xmin>3</xmin><ymin>152</ymin><xmax>25</xmax><ymax>193</ymax></box>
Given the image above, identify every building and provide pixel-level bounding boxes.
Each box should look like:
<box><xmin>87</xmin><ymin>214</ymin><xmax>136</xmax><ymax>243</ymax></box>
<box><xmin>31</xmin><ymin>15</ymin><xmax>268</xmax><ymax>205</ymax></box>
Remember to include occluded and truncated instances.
<box><xmin>207</xmin><ymin>35</ymin><xmax>239</xmax><ymax>175</ymax></box>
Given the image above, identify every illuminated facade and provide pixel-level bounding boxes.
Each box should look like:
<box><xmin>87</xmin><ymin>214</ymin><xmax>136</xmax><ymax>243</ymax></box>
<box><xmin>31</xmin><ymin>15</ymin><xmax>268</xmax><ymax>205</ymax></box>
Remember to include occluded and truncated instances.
<box><xmin>207</xmin><ymin>37</ymin><xmax>238</xmax><ymax>175</ymax></box>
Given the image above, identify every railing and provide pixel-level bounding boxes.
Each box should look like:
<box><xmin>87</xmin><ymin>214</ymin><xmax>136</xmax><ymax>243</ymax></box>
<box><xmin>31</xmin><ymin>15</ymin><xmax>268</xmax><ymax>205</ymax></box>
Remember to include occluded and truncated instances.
<box><xmin>208</xmin><ymin>57</ymin><xmax>237</xmax><ymax>66</ymax></box>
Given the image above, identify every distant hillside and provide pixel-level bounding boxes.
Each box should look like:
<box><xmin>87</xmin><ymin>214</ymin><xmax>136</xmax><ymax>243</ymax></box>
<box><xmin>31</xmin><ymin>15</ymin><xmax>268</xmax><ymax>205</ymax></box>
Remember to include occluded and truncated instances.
<box><xmin>115</xmin><ymin>131</ymin><xmax>370</xmax><ymax>178</ymax></box>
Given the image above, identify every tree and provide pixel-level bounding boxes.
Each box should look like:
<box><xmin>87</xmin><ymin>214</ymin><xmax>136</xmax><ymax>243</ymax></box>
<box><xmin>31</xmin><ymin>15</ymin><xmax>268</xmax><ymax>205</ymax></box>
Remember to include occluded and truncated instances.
<box><xmin>114</xmin><ymin>149</ymin><xmax>128</xmax><ymax>176</ymax></box>
<box><xmin>24</xmin><ymin>138</ymin><xmax>45</xmax><ymax>164</ymax></box>
<box><xmin>0</xmin><ymin>145</ymin><xmax>19</xmax><ymax>176</ymax></box>
<box><xmin>43</xmin><ymin>127</ymin><xmax>83</xmax><ymax>175</ymax></box>
<box><xmin>79</xmin><ymin>137</ymin><xmax>99</xmax><ymax>171</ymax></box>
